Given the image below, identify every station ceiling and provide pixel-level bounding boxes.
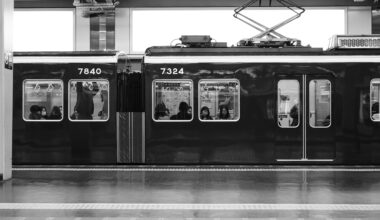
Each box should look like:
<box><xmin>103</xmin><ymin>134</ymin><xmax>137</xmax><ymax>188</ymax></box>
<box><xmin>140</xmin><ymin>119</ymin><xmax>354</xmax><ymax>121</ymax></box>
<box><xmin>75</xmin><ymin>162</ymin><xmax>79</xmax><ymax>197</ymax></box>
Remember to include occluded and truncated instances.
<box><xmin>14</xmin><ymin>0</ymin><xmax>376</xmax><ymax>8</ymax></box>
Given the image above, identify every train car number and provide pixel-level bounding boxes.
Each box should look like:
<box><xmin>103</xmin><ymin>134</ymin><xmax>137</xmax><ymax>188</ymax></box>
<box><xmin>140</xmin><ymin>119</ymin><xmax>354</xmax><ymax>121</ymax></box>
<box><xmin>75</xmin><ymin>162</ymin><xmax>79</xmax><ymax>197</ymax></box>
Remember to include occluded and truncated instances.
<box><xmin>78</xmin><ymin>68</ymin><xmax>102</xmax><ymax>75</ymax></box>
<box><xmin>160</xmin><ymin>68</ymin><xmax>184</xmax><ymax>75</ymax></box>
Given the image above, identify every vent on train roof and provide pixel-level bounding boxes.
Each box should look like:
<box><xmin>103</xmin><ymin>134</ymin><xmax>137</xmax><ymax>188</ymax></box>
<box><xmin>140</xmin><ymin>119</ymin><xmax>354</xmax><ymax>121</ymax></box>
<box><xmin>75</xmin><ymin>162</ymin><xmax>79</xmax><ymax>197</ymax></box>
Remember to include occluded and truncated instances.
<box><xmin>171</xmin><ymin>35</ymin><xmax>227</xmax><ymax>48</ymax></box>
<box><xmin>328</xmin><ymin>35</ymin><xmax>380</xmax><ymax>50</ymax></box>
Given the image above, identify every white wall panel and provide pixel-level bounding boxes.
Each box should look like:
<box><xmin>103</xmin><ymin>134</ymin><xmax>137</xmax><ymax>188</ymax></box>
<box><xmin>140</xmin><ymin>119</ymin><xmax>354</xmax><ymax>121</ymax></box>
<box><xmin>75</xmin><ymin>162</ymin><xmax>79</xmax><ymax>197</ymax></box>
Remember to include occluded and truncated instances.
<box><xmin>115</xmin><ymin>8</ymin><xmax>130</xmax><ymax>54</ymax></box>
<box><xmin>347</xmin><ymin>7</ymin><xmax>372</xmax><ymax>34</ymax></box>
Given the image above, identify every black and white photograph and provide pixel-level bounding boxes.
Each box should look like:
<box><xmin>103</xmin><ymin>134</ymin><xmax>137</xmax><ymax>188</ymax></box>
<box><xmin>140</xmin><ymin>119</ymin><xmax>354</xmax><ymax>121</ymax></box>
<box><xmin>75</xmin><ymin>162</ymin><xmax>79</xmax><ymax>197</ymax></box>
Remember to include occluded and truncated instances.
<box><xmin>2</xmin><ymin>0</ymin><xmax>380</xmax><ymax>219</ymax></box>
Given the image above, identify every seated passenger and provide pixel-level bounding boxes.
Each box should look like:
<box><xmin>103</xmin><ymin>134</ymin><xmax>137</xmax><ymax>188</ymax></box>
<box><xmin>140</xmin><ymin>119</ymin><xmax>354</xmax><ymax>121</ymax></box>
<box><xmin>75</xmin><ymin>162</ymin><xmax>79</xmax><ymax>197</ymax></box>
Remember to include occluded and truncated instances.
<box><xmin>49</xmin><ymin>106</ymin><xmax>62</xmax><ymax>120</ymax></box>
<box><xmin>200</xmin><ymin>106</ymin><xmax>213</xmax><ymax>120</ymax></box>
<box><xmin>40</xmin><ymin>106</ymin><xmax>48</xmax><ymax>120</ymax></box>
<box><xmin>29</xmin><ymin>105</ymin><xmax>42</xmax><ymax>120</ymax></box>
<box><xmin>154</xmin><ymin>103</ymin><xmax>170</xmax><ymax>120</ymax></box>
<box><xmin>187</xmin><ymin>106</ymin><xmax>192</xmax><ymax>116</ymax></box>
<box><xmin>170</xmin><ymin>102</ymin><xmax>191</xmax><ymax>120</ymax></box>
<box><xmin>217</xmin><ymin>105</ymin><xmax>230</xmax><ymax>120</ymax></box>
<box><xmin>322</xmin><ymin>115</ymin><xmax>331</xmax><ymax>126</ymax></box>
<box><xmin>372</xmin><ymin>102</ymin><xmax>380</xmax><ymax>120</ymax></box>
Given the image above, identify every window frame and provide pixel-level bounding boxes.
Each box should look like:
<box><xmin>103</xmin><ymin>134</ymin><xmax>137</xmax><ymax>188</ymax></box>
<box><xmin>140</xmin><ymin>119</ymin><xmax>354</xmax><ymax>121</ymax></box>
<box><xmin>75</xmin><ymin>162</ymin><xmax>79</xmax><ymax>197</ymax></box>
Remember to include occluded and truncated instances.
<box><xmin>22</xmin><ymin>79</ymin><xmax>64</xmax><ymax>122</ymax></box>
<box><xmin>152</xmin><ymin>79</ymin><xmax>194</xmax><ymax>122</ymax></box>
<box><xmin>198</xmin><ymin>79</ymin><xmax>240</xmax><ymax>122</ymax></box>
<box><xmin>370</xmin><ymin>78</ymin><xmax>380</xmax><ymax>122</ymax></box>
<box><xmin>277</xmin><ymin>79</ymin><xmax>300</xmax><ymax>129</ymax></box>
<box><xmin>68</xmin><ymin>79</ymin><xmax>110</xmax><ymax>122</ymax></box>
<box><xmin>309</xmin><ymin>79</ymin><xmax>332</xmax><ymax>128</ymax></box>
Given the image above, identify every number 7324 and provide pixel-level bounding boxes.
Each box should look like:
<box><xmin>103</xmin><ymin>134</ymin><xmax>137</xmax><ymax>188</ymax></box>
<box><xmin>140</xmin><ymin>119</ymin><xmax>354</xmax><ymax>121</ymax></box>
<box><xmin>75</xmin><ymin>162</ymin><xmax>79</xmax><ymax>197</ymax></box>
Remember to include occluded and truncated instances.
<box><xmin>160</xmin><ymin>68</ymin><xmax>184</xmax><ymax>75</ymax></box>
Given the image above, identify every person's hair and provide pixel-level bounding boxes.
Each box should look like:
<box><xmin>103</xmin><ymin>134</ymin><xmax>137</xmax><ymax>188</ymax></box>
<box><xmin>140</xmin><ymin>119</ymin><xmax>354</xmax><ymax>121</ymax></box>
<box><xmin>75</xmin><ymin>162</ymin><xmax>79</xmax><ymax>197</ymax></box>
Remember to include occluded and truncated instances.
<box><xmin>200</xmin><ymin>106</ymin><xmax>210</xmax><ymax>119</ymax></box>
<box><xmin>30</xmin><ymin>105</ymin><xmax>41</xmax><ymax>113</ymax></box>
<box><xmin>154</xmin><ymin>103</ymin><xmax>169</xmax><ymax>119</ymax></box>
<box><xmin>219</xmin><ymin>105</ymin><xmax>230</xmax><ymax>119</ymax></box>
<box><xmin>51</xmin><ymin>106</ymin><xmax>61</xmax><ymax>116</ymax></box>
<box><xmin>178</xmin><ymin>102</ymin><xmax>189</xmax><ymax>113</ymax></box>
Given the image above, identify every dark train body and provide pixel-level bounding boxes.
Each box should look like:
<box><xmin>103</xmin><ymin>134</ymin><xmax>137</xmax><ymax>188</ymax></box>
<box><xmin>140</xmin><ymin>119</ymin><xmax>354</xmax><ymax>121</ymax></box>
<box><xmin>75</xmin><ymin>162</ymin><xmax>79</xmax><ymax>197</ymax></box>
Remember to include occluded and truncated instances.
<box><xmin>13</xmin><ymin>51</ymin><xmax>128</xmax><ymax>164</ymax></box>
<box><xmin>143</xmin><ymin>47</ymin><xmax>380</xmax><ymax>165</ymax></box>
<box><xmin>12</xmin><ymin>47</ymin><xmax>380</xmax><ymax>165</ymax></box>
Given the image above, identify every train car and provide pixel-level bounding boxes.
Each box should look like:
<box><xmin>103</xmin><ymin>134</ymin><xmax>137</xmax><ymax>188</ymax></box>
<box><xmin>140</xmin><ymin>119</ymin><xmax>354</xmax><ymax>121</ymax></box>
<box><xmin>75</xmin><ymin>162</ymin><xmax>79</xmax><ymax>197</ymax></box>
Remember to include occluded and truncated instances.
<box><xmin>142</xmin><ymin>37</ymin><xmax>380</xmax><ymax>165</ymax></box>
<box><xmin>13</xmin><ymin>51</ymin><xmax>129</xmax><ymax>164</ymax></box>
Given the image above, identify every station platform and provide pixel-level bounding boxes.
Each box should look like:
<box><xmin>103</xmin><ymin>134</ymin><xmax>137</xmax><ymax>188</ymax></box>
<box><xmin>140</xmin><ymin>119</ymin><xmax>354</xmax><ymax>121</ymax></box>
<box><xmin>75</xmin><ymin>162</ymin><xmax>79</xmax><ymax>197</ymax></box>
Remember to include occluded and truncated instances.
<box><xmin>1</xmin><ymin>165</ymin><xmax>380</xmax><ymax>219</ymax></box>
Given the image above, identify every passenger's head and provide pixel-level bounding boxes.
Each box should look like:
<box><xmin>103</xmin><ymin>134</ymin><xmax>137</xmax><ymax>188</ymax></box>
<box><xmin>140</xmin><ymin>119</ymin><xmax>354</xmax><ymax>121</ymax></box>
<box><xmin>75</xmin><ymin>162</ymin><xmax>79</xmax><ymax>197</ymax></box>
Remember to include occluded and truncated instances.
<box><xmin>187</xmin><ymin>106</ymin><xmax>192</xmax><ymax>115</ymax></box>
<box><xmin>40</xmin><ymin>106</ymin><xmax>47</xmax><ymax>116</ymax></box>
<box><xmin>219</xmin><ymin>105</ymin><xmax>230</xmax><ymax>119</ymax></box>
<box><xmin>178</xmin><ymin>102</ymin><xmax>189</xmax><ymax>113</ymax></box>
<box><xmin>201</xmin><ymin>106</ymin><xmax>210</xmax><ymax>117</ymax></box>
<box><xmin>51</xmin><ymin>106</ymin><xmax>61</xmax><ymax>116</ymax></box>
<box><xmin>30</xmin><ymin>105</ymin><xmax>41</xmax><ymax>114</ymax></box>
<box><xmin>154</xmin><ymin>103</ymin><xmax>169</xmax><ymax>119</ymax></box>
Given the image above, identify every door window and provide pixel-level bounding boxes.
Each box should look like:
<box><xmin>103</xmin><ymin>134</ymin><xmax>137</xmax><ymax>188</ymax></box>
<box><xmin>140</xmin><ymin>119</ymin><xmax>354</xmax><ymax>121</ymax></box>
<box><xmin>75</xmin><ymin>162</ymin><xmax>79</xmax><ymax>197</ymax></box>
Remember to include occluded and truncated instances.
<box><xmin>370</xmin><ymin>79</ymin><xmax>380</xmax><ymax>122</ymax></box>
<box><xmin>309</xmin><ymin>79</ymin><xmax>331</xmax><ymax>127</ymax></box>
<box><xmin>277</xmin><ymin>80</ymin><xmax>300</xmax><ymax>128</ymax></box>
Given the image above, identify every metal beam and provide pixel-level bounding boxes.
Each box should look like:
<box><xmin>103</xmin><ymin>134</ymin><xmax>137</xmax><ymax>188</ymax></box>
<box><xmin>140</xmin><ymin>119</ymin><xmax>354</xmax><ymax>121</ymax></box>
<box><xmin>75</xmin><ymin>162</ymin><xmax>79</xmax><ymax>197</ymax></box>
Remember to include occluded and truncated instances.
<box><xmin>15</xmin><ymin>0</ymin><xmax>374</xmax><ymax>8</ymax></box>
<box><xmin>0</xmin><ymin>0</ymin><xmax>13</xmax><ymax>181</ymax></box>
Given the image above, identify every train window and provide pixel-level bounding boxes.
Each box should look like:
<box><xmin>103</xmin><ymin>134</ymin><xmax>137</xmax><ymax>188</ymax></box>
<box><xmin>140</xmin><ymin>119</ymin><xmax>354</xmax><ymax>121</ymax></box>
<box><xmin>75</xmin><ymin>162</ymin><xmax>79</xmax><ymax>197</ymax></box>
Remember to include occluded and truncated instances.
<box><xmin>309</xmin><ymin>80</ymin><xmax>331</xmax><ymax>128</ymax></box>
<box><xmin>277</xmin><ymin>80</ymin><xmax>300</xmax><ymax>128</ymax></box>
<box><xmin>153</xmin><ymin>80</ymin><xmax>193</xmax><ymax>122</ymax></box>
<box><xmin>199</xmin><ymin>79</ymin><xmax>240</xmax><ymax>122</ymax></box>
<box><xmin>68</xmin><ymin>79</ymin><xmax>109</xmax><ymax>122</ymax></box>
<box><xmin>370</xmin><ymin>79</ymin><xmax>380</xmax><ymax>122</ymax></box>
<box><xmin>23</xmin><ymin>80</ymin><xmax>64</xmax><ymax>122</ymax></box>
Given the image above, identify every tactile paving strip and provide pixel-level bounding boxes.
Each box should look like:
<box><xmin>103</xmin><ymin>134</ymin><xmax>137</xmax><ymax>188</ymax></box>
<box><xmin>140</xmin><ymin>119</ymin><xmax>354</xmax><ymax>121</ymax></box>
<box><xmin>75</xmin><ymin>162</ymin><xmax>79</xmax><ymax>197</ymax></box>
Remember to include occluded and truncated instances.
<box><xmin>0</xmin><ymin>203</ymin><xmax>380</xmax><ymax>210</ymax></box>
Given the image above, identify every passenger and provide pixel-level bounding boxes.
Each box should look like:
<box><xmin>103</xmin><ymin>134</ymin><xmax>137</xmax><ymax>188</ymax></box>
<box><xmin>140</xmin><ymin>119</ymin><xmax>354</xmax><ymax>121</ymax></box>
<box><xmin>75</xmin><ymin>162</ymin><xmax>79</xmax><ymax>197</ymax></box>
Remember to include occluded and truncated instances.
<box><xmin>170</xmin><ymin>102</ymin><xmax>191</xmax><ymax>120</ymax></box>
<box><xmin>49</xmin><ymin>106</ymin><xmax>62</xmax><ymax>120</ymax></box>
<box><xmin>40</xmin><ymin>106</ymin><xmax>48</xmax><ymax>120</ymax></box>
<box><xmin>290</xmin><ymin>104</ymin><xmax>299</xmax><ymax>126</ymax></box>
<box><xmin>322</xmin><ymin>115</ymin><xmax>331</xmax><ymax>126</ymax></box>
<box><xmin>200</xmin><ymin>106</ymin><xmax>213</xmax><ymax>120</ymax></box>
<box><xmin>217</xmin><ymin>105</ymin><xmax>230</xmax><ymax>120</ymax></box>
<box><xmin>187</xmin><ymin>106</ymin><xmax>192</xmax><ymax>116</ymax></box>
<box><xmin>74</xmin><ymin>82</ymin><xmax>99</xmax><ymax>120</ymax></box>
<box><xmin>98</xmin><ymin>90</ymin><xmax>108</xmax><ymax>120</ymax></box>
<box><xmin>154</xmin><ymin>103</ymin><xmax>170</xmax><ymax>120</ymax></box>
<box><xmin>372</xmin><ymin>102</ymin><xmax>380</xmax><ymax>120</ymax></box>
<box><xmin>29</xmin><ymin>105</ymin><xmax>42</xmax><ymax>120</ymax></box>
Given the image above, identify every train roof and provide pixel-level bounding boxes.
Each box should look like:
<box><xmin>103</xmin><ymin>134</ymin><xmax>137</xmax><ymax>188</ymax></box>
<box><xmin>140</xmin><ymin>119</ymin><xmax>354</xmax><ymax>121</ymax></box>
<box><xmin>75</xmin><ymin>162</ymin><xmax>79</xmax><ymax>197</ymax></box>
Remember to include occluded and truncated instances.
<box><xmin>13</xmin><ymin>51</ymin><xmax>127</xmax><ymax>64</ymax></box>
<box><xmin>145</xmin><ymin>47</ymin><xmax>380</xmax><ymax>56</ymax></box>
<box><xmin>14</xmin><ymin>51</ymin><xmax>121</xmax><ymax>57</ymax></box>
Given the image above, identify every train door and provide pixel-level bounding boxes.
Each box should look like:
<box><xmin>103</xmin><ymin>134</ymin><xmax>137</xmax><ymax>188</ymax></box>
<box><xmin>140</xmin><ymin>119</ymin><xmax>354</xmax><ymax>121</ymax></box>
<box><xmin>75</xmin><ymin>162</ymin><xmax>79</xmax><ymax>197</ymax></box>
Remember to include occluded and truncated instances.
<box><xmin>275</xmin><ymin>74</ymin><xmax>335</xmax><ymax>162</ymax></box>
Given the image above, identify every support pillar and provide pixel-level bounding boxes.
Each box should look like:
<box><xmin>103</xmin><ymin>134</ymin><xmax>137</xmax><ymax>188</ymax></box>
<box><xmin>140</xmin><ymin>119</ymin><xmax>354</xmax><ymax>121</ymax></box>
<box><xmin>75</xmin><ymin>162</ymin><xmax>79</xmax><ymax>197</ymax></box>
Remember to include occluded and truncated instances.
<box><xmin>0</xmin><ymin>0</ymin><xmax>13</xmax><ymax>180</ymax></box>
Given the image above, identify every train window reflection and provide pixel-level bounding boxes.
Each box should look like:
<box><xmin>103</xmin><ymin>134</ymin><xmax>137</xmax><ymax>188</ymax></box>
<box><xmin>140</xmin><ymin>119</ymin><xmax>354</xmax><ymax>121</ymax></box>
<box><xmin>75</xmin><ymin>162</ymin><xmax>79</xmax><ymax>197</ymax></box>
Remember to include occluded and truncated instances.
<box><xmin>278</xmin><ymin>80</ymin><xmax>299</xmax><ymax>128</ymax></box>
<box><xmin>370</xmin><ymin>79</ymin><xmax>380</xmax><ymax>122</ymax></box>
<box><xmin>309</xmin><ymin>80</ymin><xmax>331</xmax><ymax>128</ymax></box>
<box><xmin>199</xmin><ymin>79</ymin><xmax>240</xmax><ymax>122</ymax></box>
<box><xmin>69</xmin><ymin>79</ymin><xmax>109</xmax><ymax>121</ymax></box>
<box><xmin>23</xmin><ymin>80</ymin><xmax>63</xmax><ymax>122</ymax></box>
<box><xmin>153</xmin><ymin>80</ymin><xmax>193</xmax><ymax>122</ymax></box>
